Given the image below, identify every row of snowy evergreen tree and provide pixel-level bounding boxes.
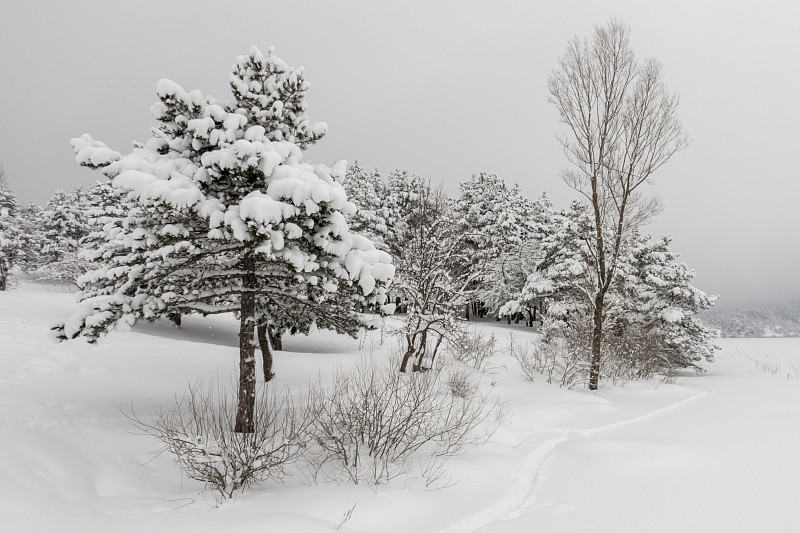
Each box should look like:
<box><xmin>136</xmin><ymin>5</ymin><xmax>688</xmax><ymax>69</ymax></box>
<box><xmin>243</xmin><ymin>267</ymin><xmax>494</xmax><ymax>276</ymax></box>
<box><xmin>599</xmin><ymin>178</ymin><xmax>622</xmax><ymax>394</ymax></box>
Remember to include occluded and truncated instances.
<box><xmin>0</xmin><ymin>180</ymin><xmax>122</xmax><ymax>288</ymax></box>
<box><xmin>0</xmin><ymin>160</ymin><xmax>716</xmax><ymax>375</ymax></box>
<box><xmin>341</xmin><ymin>165</ymin><xmax>717</xmax><ymax>373</ymax></box>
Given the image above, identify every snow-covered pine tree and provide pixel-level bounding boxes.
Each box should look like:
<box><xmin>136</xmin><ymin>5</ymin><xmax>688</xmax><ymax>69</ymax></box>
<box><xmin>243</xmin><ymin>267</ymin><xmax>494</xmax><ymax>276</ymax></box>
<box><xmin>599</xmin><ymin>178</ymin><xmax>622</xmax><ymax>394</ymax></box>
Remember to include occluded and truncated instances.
<box><xmin>78</xmin><ymin>181</ymin><xmax>129</xmax><ymax>246</ymax></box>
<box><xmin>36</xmin><ymin>188</ymin><xmax>94</xmax><ymax>284</ymax></box>
<box><xmin>497</xmin><ymin>193</ymin><xmax>571</xmax><ymax>323</ymax></box>
<box><xmin>54</xmin><ymin>46</ymin><xmax>394</xmax><ymax>433</ymax></box>
<box><xmin>617</xmin><ymin>232</ymin><xmax>718</xmax><ymax>370</ymax></box>
<box><xmin>383</xmin><ymin>169</ymin><xmax>426</xmax><ymax>252</ymax></box>
<box><xmin>229</xmin><ymin>47</ymin><xmax>327</xmax><ymax>149</ymax></box>
<box><xmin>14</xmin><ymin>203</ymin><xmax>47</xmax><ymax>275</ymax></box>
<box><xmin>453</xmin><ymin>173</ymin><xmax>540</xmax><ymax>319</ymax></box>
<box><xmin>519</xmin><ymin>204</ymin><xmax>718</xmax><ymax>378</ymax></box>
<box><xmin>0</xmin><ymin>183</ymin><xmax>21</xmax><ymax>290</ymax></box>
<box><xmin>342</xmin><ymin>162</ymin><xmax>388</xmax><ymax>249</ymax></box>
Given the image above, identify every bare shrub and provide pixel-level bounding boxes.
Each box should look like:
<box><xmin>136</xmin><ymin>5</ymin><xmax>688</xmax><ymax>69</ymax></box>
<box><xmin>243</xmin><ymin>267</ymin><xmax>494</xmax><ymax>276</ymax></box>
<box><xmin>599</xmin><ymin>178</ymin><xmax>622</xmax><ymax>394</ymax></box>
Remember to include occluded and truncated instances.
<box><xmin>749</xmin><ymin>355</ymin><xmax>800</xmax><ymax>380</ymax></box>
<box><xmin>511</xmin><ymin>327</ymin><xmax>590</xmax><ymax>389</ymax></box>
<box><xmin>751</xmin><ymin>356</ymin><xmax>782</xmax><ymax>376</ymax></box>
<box><xmin>601</xmin><ymin>328</ymin><xmax>678</xmax><ymax>384</ymax></box>
<box><xmin>305</xmin><ymin>359</ymin><xmax>495</xmax><ymax>486</ymax></box>
<box><xmin>445</xmin><ymin>329</ymin><xmax>498</xmax><ymax>373</ymax></box>
<box><xmin>537</xmin><ymin>336</ymin><xmax>590</xmax><ymax>389</ymax></box>
<box><xmin>513</xmin><ymin>316</ymin><xmax>693</xmax><ymax>388</ymax></box>
<box><xmin>510</xmin><ymin>338</ymin><xmax>541</xmax><ymax>382</ymax></box>
<box><xmin>445</xmin><ymin>366</ymin><xmax>478</xmax><ymax>399</ymax></box>
<box><xmin>128</xmin><ymin>381</ymin><xmax>310</xmax><ymax>500</ymax></box>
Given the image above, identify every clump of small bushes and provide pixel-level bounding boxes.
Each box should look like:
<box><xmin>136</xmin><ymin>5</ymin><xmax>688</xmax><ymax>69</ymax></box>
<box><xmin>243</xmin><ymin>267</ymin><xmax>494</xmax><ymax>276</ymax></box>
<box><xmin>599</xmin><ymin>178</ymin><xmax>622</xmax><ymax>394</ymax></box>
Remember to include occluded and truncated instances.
<box><xmin>131</xmin><ymin>355</ymin><xmax>497</xmax><ymax>498</ymax></box>
<box><xmin>306</xmin><ymin>359</ymin><xmax>495</xmax><ymax>486</ymax></box>
<box><xmin>129</xmin><ymin>381</ymin><xmax>310</xmax><ymax>499</ymax></box>
<box><xmin>511</xmin><ymin>318</ymin><xmax>684</xmax><ymax>389</ymax></box>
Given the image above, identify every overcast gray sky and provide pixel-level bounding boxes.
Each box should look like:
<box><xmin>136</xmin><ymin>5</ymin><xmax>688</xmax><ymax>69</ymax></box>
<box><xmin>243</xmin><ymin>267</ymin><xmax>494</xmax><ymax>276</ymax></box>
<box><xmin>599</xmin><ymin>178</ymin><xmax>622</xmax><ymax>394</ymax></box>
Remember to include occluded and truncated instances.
<box><xmin>1</xmin><ymin>0</ymin><xmax>798</xmax><ymax>309</ymax></box>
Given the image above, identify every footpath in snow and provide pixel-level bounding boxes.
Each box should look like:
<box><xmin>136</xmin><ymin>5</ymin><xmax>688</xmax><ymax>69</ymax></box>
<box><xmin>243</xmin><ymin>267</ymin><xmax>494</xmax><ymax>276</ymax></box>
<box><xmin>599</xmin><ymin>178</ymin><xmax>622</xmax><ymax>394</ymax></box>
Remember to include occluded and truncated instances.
<box><xmin>475</xmin><ymin>337</ymin><xmax>800</xmax><ymax>533</ymax></box>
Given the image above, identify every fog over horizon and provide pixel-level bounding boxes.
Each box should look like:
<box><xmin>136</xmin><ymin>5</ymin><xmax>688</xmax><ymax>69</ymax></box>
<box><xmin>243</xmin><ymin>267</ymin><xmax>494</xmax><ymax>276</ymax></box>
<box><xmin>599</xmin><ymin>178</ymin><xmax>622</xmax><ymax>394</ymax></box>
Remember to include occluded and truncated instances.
<box><xmin>1</xmin><ymin>0</ymin><xmax>798</xmax><ymax>310</ymax></box>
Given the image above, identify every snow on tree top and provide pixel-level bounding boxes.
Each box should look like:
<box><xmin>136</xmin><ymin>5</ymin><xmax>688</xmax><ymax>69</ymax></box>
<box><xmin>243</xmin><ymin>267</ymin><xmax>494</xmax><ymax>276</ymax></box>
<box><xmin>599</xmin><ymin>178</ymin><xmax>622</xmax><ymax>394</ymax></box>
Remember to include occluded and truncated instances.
<box><xmin>71</xmin><ymin>134</ymin><xmax>121</xmax><ymax>169</ymax></box>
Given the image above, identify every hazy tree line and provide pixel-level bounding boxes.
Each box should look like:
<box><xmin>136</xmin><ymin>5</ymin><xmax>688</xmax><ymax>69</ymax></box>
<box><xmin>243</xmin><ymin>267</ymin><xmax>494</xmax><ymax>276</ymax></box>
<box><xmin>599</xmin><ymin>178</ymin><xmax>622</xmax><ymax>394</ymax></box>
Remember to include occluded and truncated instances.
<box><xmin>703</xmin><ymin>302</ymin><xmax>800</xmax><ymax>338</ymax></box>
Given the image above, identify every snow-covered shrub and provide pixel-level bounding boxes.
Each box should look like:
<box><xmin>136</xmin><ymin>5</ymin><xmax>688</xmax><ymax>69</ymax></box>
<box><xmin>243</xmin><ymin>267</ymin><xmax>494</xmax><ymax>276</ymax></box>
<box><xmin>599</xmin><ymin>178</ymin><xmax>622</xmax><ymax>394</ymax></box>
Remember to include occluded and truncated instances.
<box><xmin>129</xmin><ymin>381</ymin><xmax>310</xmax><ymax>500</ymax></box>
<box><xmin>304</xmin><ymin>359</ymin><xmax>495</xmax><ymax>486</ymax></box>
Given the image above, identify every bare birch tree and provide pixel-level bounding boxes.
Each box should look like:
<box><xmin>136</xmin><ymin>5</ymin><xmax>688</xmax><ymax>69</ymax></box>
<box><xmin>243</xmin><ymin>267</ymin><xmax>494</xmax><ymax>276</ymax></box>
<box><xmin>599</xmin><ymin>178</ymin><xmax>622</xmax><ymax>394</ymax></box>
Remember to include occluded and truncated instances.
<box><xmin>548</xmin><ymin>19</ymin><xmax>688</xmax><ymax>390</ymax></box>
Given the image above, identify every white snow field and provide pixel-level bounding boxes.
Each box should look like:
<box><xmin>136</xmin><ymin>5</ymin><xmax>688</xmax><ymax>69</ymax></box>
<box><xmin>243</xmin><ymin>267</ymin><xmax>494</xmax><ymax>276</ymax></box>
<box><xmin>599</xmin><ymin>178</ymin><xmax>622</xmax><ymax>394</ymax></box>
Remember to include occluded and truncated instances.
<box><xmin>2</xmin><ymin>283</ymin><xmax>799</xmax><ymax>532</ymax></box>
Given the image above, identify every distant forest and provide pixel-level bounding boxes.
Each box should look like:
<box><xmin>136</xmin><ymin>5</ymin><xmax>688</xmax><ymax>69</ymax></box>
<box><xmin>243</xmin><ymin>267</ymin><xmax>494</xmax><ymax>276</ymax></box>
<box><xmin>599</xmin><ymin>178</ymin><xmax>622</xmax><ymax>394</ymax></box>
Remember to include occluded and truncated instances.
<box><xmin>703</xmin><ymin>301</ymin><xmax>800</xmax><ymax>337</ymax></box>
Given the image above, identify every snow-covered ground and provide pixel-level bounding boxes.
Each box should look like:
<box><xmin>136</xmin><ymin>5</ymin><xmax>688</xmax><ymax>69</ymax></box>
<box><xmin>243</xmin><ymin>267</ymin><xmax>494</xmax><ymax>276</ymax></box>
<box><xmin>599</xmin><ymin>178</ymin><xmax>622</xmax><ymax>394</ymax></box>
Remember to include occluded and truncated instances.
<box><xmin>2</xmin><ymin>283</ymin><xmax>799</xmax><ymax>532</ymax></box>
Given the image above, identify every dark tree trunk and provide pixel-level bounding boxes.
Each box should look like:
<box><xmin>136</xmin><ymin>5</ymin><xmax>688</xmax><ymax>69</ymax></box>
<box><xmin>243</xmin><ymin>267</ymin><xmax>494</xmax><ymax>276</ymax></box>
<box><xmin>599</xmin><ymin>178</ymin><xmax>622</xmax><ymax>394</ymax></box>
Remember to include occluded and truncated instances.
<box><xmin>465</xmin><ymin>303</ymin><xmax>470</xmax><ymax>320</ymax></box>
<box><xmin>0</xmin><ymin>262</ymin><xmax>8</xmax><ymax>291</ymax></box>
<box><xmin>169</xmin><ymin>313</ymin><xmax>182</xmax><ymax>328</ymax></box>
<box><xmin>588</xmin><ymin>293</ymin><xmax>604</xmax><ymax>391</ymax></box>
<box><xmin>400</xmin><ymin>344</ymin><xmax>416</xmax><ymax>373</ymax></box>
<box><xmin>268</xmin><ymin>326</ymin><xmax>283</xmax><ymax>351</ymax></box>
<box><xmin>413</xmin><ymin>328</ymin><xmax>429</xmax><ymax>372</ymax></box>
<box><xmin>427</xmin><ymin>334</ymin><xmax>444</xmax><ymax>370</ymax></box>
<box><xmin>256</xmin><ymin>324</ymin><xmax>275</xmax><ymax>382</ymax></box>
<box><xmin>235</xmin><ymin>255</ymin><xmax>257</xmax><ymax>433</ymax></box>
<box><xmin>399</xmin><ymin>315</ymin><xmax>437</xmax><ymax>372</ymax></box>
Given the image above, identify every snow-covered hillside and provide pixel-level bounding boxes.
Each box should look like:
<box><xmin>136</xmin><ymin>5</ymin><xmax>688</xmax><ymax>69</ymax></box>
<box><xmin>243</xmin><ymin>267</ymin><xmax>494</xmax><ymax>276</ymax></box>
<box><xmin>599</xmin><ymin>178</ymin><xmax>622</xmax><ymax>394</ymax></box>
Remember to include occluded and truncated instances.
<box><xmin>2</xmin><ymin>283</ymin><xmax>799</xmax><ymax>532</ymax></box>
<box><xmin>703</xmin><ymin>301</ymin><xmax>800</xmax><ymax>337</ymax></box>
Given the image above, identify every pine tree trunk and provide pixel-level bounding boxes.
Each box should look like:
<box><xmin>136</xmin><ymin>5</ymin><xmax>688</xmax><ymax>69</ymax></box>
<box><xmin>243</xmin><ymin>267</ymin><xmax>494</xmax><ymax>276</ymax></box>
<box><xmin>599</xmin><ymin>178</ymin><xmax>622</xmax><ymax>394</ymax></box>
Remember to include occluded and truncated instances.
<box><xmin>588</xmin><ymin>293</ymin><xmax>604</xmax><ymax>390</ymax></box>
<box><xmin>0</xmin><ymin>264</ymin><xmax>6</xmax><ymax>291</ymax></box>
<box><xmin>257</xmin><ymin>324</ymin><xmax>275</xmax><ymax>382</ymax></box>
<box><xmin>235</xmin><ymin>255</ymin><xmax>257</xmax><ymax>433</ymax></box>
